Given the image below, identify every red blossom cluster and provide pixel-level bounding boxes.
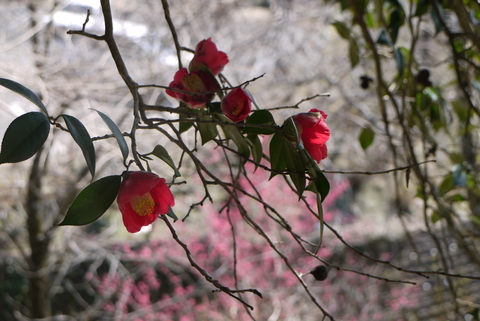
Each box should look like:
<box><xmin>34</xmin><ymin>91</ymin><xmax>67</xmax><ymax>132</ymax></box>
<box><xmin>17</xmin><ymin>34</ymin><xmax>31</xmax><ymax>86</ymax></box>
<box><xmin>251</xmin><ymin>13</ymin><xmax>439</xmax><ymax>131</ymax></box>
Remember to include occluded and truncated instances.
<box><xmin>166</xmin><ymin>38</ymin><xmax>252</xmax><ymax>122</ymax></box>
<box><xmin>116</xmin><ymin>39</ymin><xmax>331</xmax><ymax>234</ymax></box>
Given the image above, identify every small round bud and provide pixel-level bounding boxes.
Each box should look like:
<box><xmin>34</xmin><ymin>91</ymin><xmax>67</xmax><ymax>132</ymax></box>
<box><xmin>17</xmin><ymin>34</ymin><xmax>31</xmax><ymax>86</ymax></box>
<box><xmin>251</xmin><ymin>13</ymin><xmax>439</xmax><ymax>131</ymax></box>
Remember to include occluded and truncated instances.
<box><xmin>310</xmin><ymin>265</ymin><xmax>329</xmax><ymax>281</ymax></box>
<box><xmin>416</xmin><ymin>69</ymin><xmax>432</xmax><ymax>87</ymax></box>
<box><xmin>360</xmin><ymin>75</ymin><xmax>373</xmax><ymax>89</ymax></box>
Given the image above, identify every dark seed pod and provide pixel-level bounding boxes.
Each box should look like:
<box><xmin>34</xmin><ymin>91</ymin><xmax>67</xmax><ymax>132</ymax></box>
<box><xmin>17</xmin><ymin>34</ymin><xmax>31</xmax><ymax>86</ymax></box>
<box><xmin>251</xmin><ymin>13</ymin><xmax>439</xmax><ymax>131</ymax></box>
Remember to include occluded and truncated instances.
<box><xmin>310</xmin><ymin>265</ymin><xmax>329</xmax><ymax>281</ymax></box>
<box><xmin>360</xmin><ymin>75</ymin><xmax>374</xmax><ymax>89</ymax></box>
<box><xmin>416</xmin><ymin>69</ymin><xmax>432</xmax><ymax>87</ymax></box>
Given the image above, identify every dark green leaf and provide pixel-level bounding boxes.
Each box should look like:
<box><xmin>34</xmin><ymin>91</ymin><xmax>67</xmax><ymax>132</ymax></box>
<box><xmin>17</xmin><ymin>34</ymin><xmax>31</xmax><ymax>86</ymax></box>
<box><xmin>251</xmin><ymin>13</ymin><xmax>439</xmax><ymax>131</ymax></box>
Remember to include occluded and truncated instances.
<box><xmin>349</xmin><ymin>38</ymin><xmax>360</xmax><ymax>68</ymax></box>
<box><xmin>332</xmin><ymin>20</ymin><xmax>351</xmax><ymax>39</ymax></box>
<box><xmin>0</xmin><ymin>78</ymin><xmax>48</xmax><ymax>115</ymax></box>
<box><xmin>300</xmin><ymin>149</ymin><xmax>330</xmax><ymax>201</ymax></box>
<box><xmin>215</xmin><ymin>113</ymin><xmax>250</xmax><ymax>162</ymax></box>
<box><xmin>150</xmin><ymin>144</ymin><xmax>181</xmax><ymax>178</ymax></box>
<box><xmin>178</xmin><ymin>106</ymin><xmax>197</xmax><ymax>133</ymax></box>
<box><xmin>243</xmin><ymin>110</ymin><xmax>277</xmax><ymax>135</ymax></box>
<box><xmin>93</xmin><ymin>109</ymin><xmax>129</xmax><ymax>162</ymax></box>
<box><xmin>317</xmin><ymin>193</ymin><xmax>324</xmax><ymax>248</ymax></box>
<box><xmin>451</xmin><ymin>100</ymin><xmax>468</xmax><ymax>122</ymax></box>
<box><xmin>197</xmin><ymin>114</ymin><xmax>218</xmax><ymax>145</ymax></box>
<box><xmin>269</xmin><ymin>132</ymin><xmax>287</xmax><ymax>178</ymax></box>
<box><xmin>283</xmin><ymin>137</ymin><xmax>306</xmax><ymax>197</ymax></box>
<box><xmin>62</xmin><ymin>114</ymin><xmax>96</xmax><ymax>177</ymax></box>
<box><xmin>0</xmin><ymin>112</ymin><xmax>50</xmax><ymax>164</ymax></box>
<box><xmin>439</xmin><ymin>174</ymin><xmax>454</xmax><ymax>195</ymax></box>
<box><xmin>394</xmin><ymin>47</ymin><xmax>404</xmax><ymax>77</ymax></box>
<box><xmin>430</xmin><ymin>5</ymin><xmax>443</xmax><ymax>34</ymax></box>
<box><xmin>247</xmin><ymin>134</ymin><xmax>263</xmax><ymax>166</ymax></box>
<box><xmin>431</xmin><ymin>211</ymin><xmax>441</xmax><ymax>224</ymax></box>
<box><xmin>59</xmin><ymin>175</ymin><xmax>121</xmax><ymax>226</ymax></box>
<box><xmin>166</xmin><ymin>207</ymin><xmax>178</xmax><ymax>222</ymax></box>
<box><xmin>388</xmin><ymin>9</ymin><xmax>404</xmax><ymax>44</ymax></box>
<box><xmin>377</xmin><ymin>29</ymin><xmax>393</xmax><ymax>47</ymax></box>
<box><xmin>414</xmin><ymin>0</ymin><xmax>430</xmax><ymax>16</ymax></box>
<box><xmin>358</xmin><ymin>126</ymin><xmax>375</xmax><ymax>150</ymax></box>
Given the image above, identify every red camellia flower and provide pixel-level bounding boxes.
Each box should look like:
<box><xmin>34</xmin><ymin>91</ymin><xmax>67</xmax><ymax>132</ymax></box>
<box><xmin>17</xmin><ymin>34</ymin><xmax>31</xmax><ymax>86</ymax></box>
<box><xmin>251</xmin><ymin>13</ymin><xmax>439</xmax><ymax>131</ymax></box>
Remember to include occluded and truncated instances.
<box><xmin>293</xmin><ymin>109</ymin><xmax>330</xmax><ymax>163</ymax></box>
<box><xmin>117</xmin><ymin>171</ymin><xmax>175</xmax><ymax>233</ymax></box>
<box><xmin>221</xmin><ymin>88</ymin><xmax>252</xmax><ymax>122</ymax></box>
<box><xmin>189</xmin><ymin>38</ymin><xmax>229</xmax><ymax>76</ymax></box>
<box><xmin>166</xmin><ymin>68</ymin><xmax>219</xmax><ymax>108</ymax></box>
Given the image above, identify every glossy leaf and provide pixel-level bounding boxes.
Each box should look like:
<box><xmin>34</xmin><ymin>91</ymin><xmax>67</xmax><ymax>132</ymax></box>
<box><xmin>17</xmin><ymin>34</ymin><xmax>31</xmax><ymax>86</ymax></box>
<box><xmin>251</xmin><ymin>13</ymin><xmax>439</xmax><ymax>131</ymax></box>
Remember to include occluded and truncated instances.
<box><xmin>62</xmin><ymin>114</ymin><xmax>96</xmax><ymax>177</ymax></box>
<box><xmin>93</xmin><ymin>109</ymin><xmax>129</xmax><ymax>162</ymax></box>
<box><xmin>150</xmin><ymin>144</ymin><xmax>181</xmax><ymax>178</ymax></box>
<box><xmin>0</xmin><ymin>78</ymin><xmax>49</xmax><ymax>115</ymax></box>
<box><xmin>0</xmin><ymin>112</ymin><xmax>50</xmax><ymax>164</ymax></box>
<box><xmin>59</xmin><ymin>175</ymin><xmax>122</xmax><ymax>226</ymax></box>
<box><xmin>215</xmin><ymin>114</ymin><xmax>250</xmax><ymax>162</ymax></box>
<box><xmin>317</xmin><ymin>193</ymin><xmax>324</xmax><ymax>248</ymax></box>
<box><xmin>178</xmin><ymin>106</ymin><xmax>195</xmax><ymax>133</ymax></box>
<box><xmin>283</xmin><ymin>137</ymin><xmax>306</xmax><ymax>197</ymax></box>
<box><xmin>358</xmin><ymin>126</ymin><xmax>375</xmax><ymax>150</ymax></box>
<box><xmin>247</xmin><ymin>134</ymin><xmax>263</xmax><ymax>166</ymax></box>
<box><xmin>269</xmin><ymin>132</ymin><xmax>287</xmax><ymax>178</ymax></box>
<box><xmin>300</xmin><ymin>149</ymin><xmax>330</xmax><ymax>201</ymax></box>
<box><xmin>197</xmin><ymin>114</ymin><xmax>218</xmax><ymax>145</ymax></box>
<box><xmin>243</xmin><ymin>110</ymin><xmax>277</xmax><ymax>135</ymax></box>
<box><xmin>166</xmin><ymin>207</ymin><xmax>178</xmax><ymax>222</ymax></box>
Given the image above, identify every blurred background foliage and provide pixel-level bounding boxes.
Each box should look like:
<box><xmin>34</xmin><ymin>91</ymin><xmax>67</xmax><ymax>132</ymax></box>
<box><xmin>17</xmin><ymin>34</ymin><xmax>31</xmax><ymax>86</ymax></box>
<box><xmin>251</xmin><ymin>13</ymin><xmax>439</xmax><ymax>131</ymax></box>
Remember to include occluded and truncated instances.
<box><xmin>0</xmin><ymin>0</ymin><xmax>479</xmax><ymax>320</ymax></box>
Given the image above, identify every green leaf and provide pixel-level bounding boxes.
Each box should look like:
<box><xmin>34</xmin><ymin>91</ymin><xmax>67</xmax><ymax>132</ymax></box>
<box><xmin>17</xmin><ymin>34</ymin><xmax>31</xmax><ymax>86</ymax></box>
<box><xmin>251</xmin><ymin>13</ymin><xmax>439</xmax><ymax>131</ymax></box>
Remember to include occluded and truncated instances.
<box><xmin>451</xmin><ymin>100</ymin><xmax>468</xmax><ymax>122</ymax></box>
<box><xmin>283</xmin><ymin>137</ymin><xmax>306</xmax><ymax>197</ymax></box>
<box><xmin>243</xmin><ymin>110</ymin><xmax>277</xmax><ymax>135</ymax></box>
<box><xmin>166</xmin><ymin>207</ymin><xmax>178</xmax><ymax>222</ymax></box>
<box><xmin>62</xmin><ymin>115</ymin><xmax>96</xmax><ymax>177</ymax></box>
<box><xmin>431</xmin><ymin>211</ymin><xmax>441</xmax><ymax>224</ymax></box>
<box><xmin>215</xmin><ymin>114</ymin><xmax>250</xmax><ymax>162</ymax></box>
<box><xmin>92</xmin><ymin>109</ymin><xmax>129</xmax><ymax>162</ymax></box>
<box><xmin>414</xmin><ymin>0</ymin><xmax>430</xmax><ymax>17</ymax></box>
<box><xmin>247</xmin><ymin>134</ymin><xmax>263</xmax><ymax>166</ymax></box>
<box><xmin>178</xmin><ymin>106</ymin><xmax>196</xmax><ymax>133</ymax></box>
<box><xmin>358</xmin><ymin>126</ymin><xmax>375</xmax><ymax>150</ymax></box>
<box><xmin>197</xmin><ymin>114</ymin><xmax>218</xmax><ymax>145</ymax></box>
<box><xmin>0</xmin><ymin>112</ymin><xmax>50</xmax><ymax>164</ymax></box>
<box><xmin>388</xmin><ymin>9</ymin><xmax>404</xmax><ymax>44</ymax></box>
<box><xmin>0</xmin><ymin>78</ymin><xmax>49</xmax><ymax>115</ymax></box>
<box><xmin>317</xmin><ymin>193</ymin><xmax>324</xmax><ymax>249</ymax></box>
<box><xmin>269</xmin><ymin>132</ymin><xmax>287</xmax><ymax>178</ymax></box>
<box><xmin>349</xmin><ymin>38</ymin><xmax>360</xmax><ymax>68</ymax></box>
<box><xmin>150</xmin><ymin>145</ymin><xmax>181</xmax><ymax>178</ymax></box>
<box><xmin>377</xmin><ymin>29</ymin><xmax>393</xmax><ymax>47</ymax></box>
<box><xmin>439</xmin><ymin>174</ymin><xmax>454</xmax><ymax>196</ymax></box>
<box><xmin>430</xmin><ymin>5</ymin><xmax>443</xmax><ymax>34</ymax></box>
<box><xmin>332</xmin><ymin>20</ymin><xmax>351</xmax><ymax>39</ymax></box>
<box><xmin>394</xmin><ymin>47</ymin><xmax>404</xmax><ymax>77</ymax></box>
<box><xmin>59</xmin><ymin>175</ymin><xmax>121</xmax><ymax>226</ymax></box>
<box><xmin>300</xmin><ymin>149</ymin><xmax>330</xmax><ymax>201</ymax></box>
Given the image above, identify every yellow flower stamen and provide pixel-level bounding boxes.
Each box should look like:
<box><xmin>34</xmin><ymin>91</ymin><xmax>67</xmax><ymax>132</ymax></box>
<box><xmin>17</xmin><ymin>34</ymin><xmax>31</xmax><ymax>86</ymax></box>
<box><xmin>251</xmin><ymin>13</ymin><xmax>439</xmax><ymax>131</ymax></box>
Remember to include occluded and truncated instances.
<box><xmin>130</xmin><ymin>193</ymin><xmax>155</xmax><ymax>216</ymax></box>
